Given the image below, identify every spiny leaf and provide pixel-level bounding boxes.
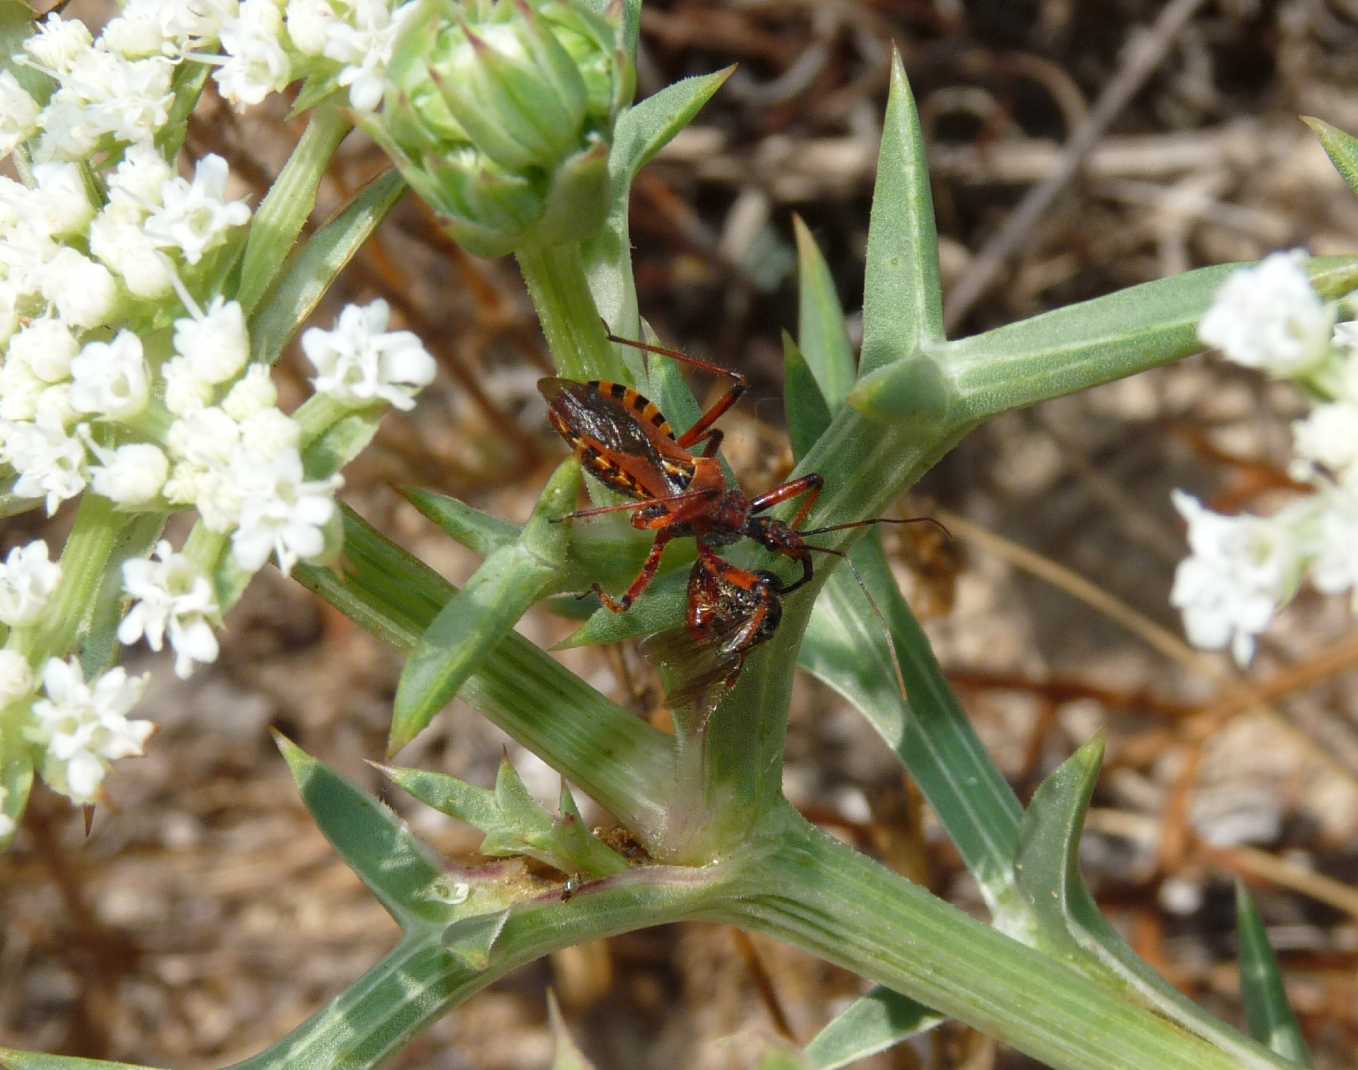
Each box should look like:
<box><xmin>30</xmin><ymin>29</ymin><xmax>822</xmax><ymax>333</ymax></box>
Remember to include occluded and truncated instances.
<box><xmin>793</xmin><ymin>215</ymin><xmax>856</xmax><ymax>409</ymax></box>
<box><xmin>859</xmin><ymin>49</ymin><xmax>945</xmax><ymax>377</ymax></box>
<box><xmin>803</xmin><ymin>986</ymin><xmax>943</xmax><ymax>1069</ymax></box>
<box><xmin>390</xmin><ymin>462</ymin><xmax>581</xmax><ymax>753</ymax></box>
<box><xmin>0</xmin><ymin>1051</ymin><xmax>162</xmax><ymax>1070</ymax></box>
<box><xmin>401</xmin><ymin>487</ymin><xmax>523</xmax><ymax>559</ymax></box>
<box><xmin>1302</xmin><ymin>116</ymin><xmax>1358</xmax><ymax>202</ymax></box>
<box><xmin>443</xmin><ymin>908</ymin><xmax>511</xmax><ymax>970</ymax></box>
<box><xmin>1236</xmin><ymin>882</ymin><xmax>1312</xmax><ymax>1066</ymax></box>
<box><xmin>274</xmin><ymin>733</ymin><xmax>447</xmax><ymax>929</ymax></box>
<box><xmin>782</xmin><ymin>331</ymin><xmax>833</xmax><ymax>460</ymax></box>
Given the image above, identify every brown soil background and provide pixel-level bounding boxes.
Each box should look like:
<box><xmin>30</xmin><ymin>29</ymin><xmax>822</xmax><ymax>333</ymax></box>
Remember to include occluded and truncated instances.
<box><xmin>4</xmin><ymin>1</ymin><xmax>1358</xmax><ymax>1067</ymax></box>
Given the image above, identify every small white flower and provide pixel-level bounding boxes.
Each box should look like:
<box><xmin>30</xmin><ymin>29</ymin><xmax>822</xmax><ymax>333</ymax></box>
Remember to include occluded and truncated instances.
<box><xmin>9</xmin><ymin>317</ymin><xmax>80</xmax><ymax>384</ymax></box>
<box><xmin>221</xmin><ymin>363</ymin><xmax>276</xmax><ymax>419</ymax></box>
<box><xmin>1198</xmin><ymin>251</ymin><xmax>1334</xmax><ymax>378</ymax></box>
<box><xmin>144</xmin><ymin>154</ymin><xmax>251</xmax><ymax>266</ymax></box>
<box><xmin>0</xmin><ymin>282</ymin><xmax>18</xmax><ymax>345</ymax></box>
<box><xmin>1291</xmin><ymin>403</ymin><xmax>1358</xmax><ymax>484</ymax></box>
<box><xmin>215</xmin><ymin>0</ymin><xmax>293</xmax><ymax>109</ymax></box>
<box><xmin>0</xmin><ymin>355</ymin><xmax>45</xmax><ymax>422</ymax></box>
<box><xmin>118</xmin><ymin>540</ymin><xmax>220</xmax><ymax>678</ymax></box>
<box><xmin>88</xmin><ymin>208</ymin><xmax>177</xmax><ymax>299</ymax></box>
<box><xmin>30</xmin><ymin>161</ymin><xmax>96</xmax><ymax>238</ymax></box>
<box><xmin>323</xmin><ymin>0</ymin><xmax>414</xmax><ymax>112</ymax></box>
<box><xmin>173</xmin><ymin>296</ymin><xmax>248</xmax><ymax>384</ymax></box>
<box><xmin>161</xmin><ymin>356</ymin><xmax>216</xmax><ymax>416</ymax></box>
<box><xmin>89</xmin><ymin>442</ymin><xmax>169</xmax><ymax>506</ymax></box>
<box><xmin>1306</xmin><ymin>488</ymin><xmax>1358</xmax><ymax>599</ymax></box>
<box><xmin>230</xmin><ymin>448</ymin><xmax>341</xmax><ymax>573</ymax></box>
<box><xmin>0</xmin><ymin>419</ymin><xmax>87</xmax><ymax>514</ymax></box>
<box><xmin>1332</xmin><ymin>319</ymin><xmax>1358</xmax><ymax>358</ymax></box>
<box><xmin>0</xmin><ymin>540</ymin><xmax>62</xmax><ymax>627</ymax></box>
<box><xmin>107</xmin><ymin>143</ymin><xmax>175</xmax><ymax>213</ymax></box>
<box><xmin>302</xmin><ymin>299</ymin><xmax>436</xmax><ymax>411</ymax></box>
<box><xmin>0</xmin><ymin>71</ymin><xmax>40</xmax><ymax>158</ymax></box>
<box><xmin>27</xmin><ymin>657</ymin><xmax>153</xmax><ymax>805</ymax></box>
<box><xmin>1170</xmin><ymin>490</ymin><xmax>1303</xmax><ymax>666</ymax></box>
<box><xmin>0</xmin><ymin>650</ymin><xmax>36</xmax><ymax>708</ymax></box>
<box><xmin>70</xmin><ymin>330</ymin><xmax>150</xmax><ymax>421</ymax></box>
<box><xmin>33</xmin><ymin>383</ymin><xmax>77</xmax><ymax>431</ymax></box>
<box><xmin>286</xmin><ymin>0</ymin><xmax>338</xmax><ymax>55</ymax></box>
<box><xmin>41</xmin><ymin>248</ymin><xmax>119</xmax><ymax>330</ymax></box>
<box><xmin>22</xmin><ymin>13</ymin><xmax>94</xmax><ymax>77</ymax></box>
<box><xmin>100</xmin><ymin>56</ymin><xmax>176</xmax><ymax>145</ymax></box>
<box><xmin>101</xmin><ymin>10</ymin><xmax>172</xmax><ymax>59</ymax></box>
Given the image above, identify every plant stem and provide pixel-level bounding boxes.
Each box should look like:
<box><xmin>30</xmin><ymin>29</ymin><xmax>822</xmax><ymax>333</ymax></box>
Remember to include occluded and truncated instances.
<box><xmin>225</xmin><ymin>863</ymin><xmax>729</xmax><ymax>1070</ymax></box>
<box><xmin>714</xmin><ymin>805</ymin><xmax>1290</xmax><ymax>1070</ymax></box>
<box><xmin>516</xmin><ymin>241</ymin><xmax>624</xmax><ymax>382</ymax></box>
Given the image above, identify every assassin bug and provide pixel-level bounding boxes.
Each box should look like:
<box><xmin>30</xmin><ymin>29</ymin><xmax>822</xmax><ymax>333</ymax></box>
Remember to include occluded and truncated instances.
<box><xmin>539</xmin><ymin>329</ymin><xmax>942</xmax><ymax>695</ymax></box>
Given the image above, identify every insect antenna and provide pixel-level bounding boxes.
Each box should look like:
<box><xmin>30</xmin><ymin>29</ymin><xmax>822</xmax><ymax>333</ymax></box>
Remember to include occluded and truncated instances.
<box><xmin>799</xmin><ymin>516</ymin><xmax>951</xmax><ymax>540</ymax></box>
<box><xmin>801</xmin><ymin>543</ymin><xmax>910</xmax><ymax>703</ymax></box>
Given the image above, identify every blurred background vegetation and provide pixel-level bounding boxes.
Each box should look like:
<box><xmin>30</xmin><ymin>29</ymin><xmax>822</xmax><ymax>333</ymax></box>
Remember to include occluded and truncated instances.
<box><xmin>3</xmin><ymin>1</ymin><xmax>1358</xmax><ymax>1067</ymax></box>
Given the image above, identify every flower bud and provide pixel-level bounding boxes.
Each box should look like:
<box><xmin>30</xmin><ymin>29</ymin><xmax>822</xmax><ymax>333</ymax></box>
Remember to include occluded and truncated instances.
<box><xmin>373</xmin><ymin>0</ymin><xmax>633</xmax><ymax>256</ymax></box>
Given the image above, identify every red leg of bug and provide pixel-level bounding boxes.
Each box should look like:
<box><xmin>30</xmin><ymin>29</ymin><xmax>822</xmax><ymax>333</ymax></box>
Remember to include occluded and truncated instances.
<box><xmin>603</xmin><ymin>330</ymin><xmax>748</xmax><ymax>451</ymax></box>
<box><xmin>592</xmin><ymin>529</ymin><xmax>676</xmax><ymax>612</ymax></box>
<box><xmin>749</xmin><ymin>472</ymin><xmax>824</xmax><ymax>530</ymax></box>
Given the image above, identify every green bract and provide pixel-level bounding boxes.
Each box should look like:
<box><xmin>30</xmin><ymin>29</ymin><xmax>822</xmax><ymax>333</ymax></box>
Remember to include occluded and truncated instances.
<box><xmin>374</xmin><ymin>0</ymin><xmax>634</xmax><ymax>256</ymax></box>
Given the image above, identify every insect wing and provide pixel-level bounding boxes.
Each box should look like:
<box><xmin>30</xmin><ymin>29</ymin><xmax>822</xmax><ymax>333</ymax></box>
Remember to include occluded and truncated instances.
<box><xmin>539</xmin><ymin>378</ymin><xmax>689</xmax><ymax>500</ymax></box>
<box><xmin>640</xmin><ymin>622</ymin><xmax>741</xmax><ymax>723</ymax></box>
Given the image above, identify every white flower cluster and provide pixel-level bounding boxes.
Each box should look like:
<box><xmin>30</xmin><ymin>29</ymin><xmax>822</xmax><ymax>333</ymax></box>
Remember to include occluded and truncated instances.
<box><xmin>0</xmin><ymin>8</ymin><xmax>437</xmax><ymax>822</ymax></box>
<box><xmin>0</xmin><ymin>543</ymin><xmax>152</xmax><ymax>809</ymax></box>
<box><xmin>199</xmin><ymin>0</ymin><xmax>416</xmax><ymax>112</ymax></box>
<box><xmin>1173</xmin><ymin>251</ymin><xmax>1358</xmax><ymax>665</ymax></box>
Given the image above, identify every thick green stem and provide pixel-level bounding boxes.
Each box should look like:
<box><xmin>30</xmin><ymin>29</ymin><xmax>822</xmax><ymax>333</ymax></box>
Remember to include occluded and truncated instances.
<box><xmin>516</xmin><ymin>241</ymin><xmax>624</xmax><ymax>381</ymax></box>
<box><xmin>226</xmin><ymin>863</ymin><xmax>729</xmax><ymax>1070</ymax></box>
<box><xmin>714</xmin><ymin>806</ymin><xmax>1289</xmax><ymax>1070</ymax></box>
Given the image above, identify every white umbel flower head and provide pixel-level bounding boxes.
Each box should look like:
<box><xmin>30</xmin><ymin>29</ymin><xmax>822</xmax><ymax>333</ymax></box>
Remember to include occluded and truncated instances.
<box><xmin>70</xmin><ymin>330</ymin><xmax>150</xmax><ymax>421</ymax></box>
<box><xmin>302</xmin><ymin>299</ymin><xmax>436</xmax><ymax>411</ymax></box>
<box><xmin>107</xmin><ymin>143</ymin><xmax>175</xmax><ymax>212</ymax></box>
<box><xmin>230</xmin><ymin>448</ymin><xmax>341</xmax><ymax>574</ymax></box>
<box><xmin>0</xmin><ymin>419</ymin><xmax>87</xmax><ymax>514</ymax></box>
<box><xmin>173</xmin><ymin>297</ymin><xmax>248</xmax><ymax>384</ymax></box>
<box><xmin>118</xmin><ymin>540</ymin><xmax>220</xmax><ymax>678</ymax></box>
<box><xmin>89</xmin><ymin>442</ymin><xmax>169</xmax><ymax>506</ymax></box>
<box><xmin>0</xmin><ymin>540</ymin><xmax>62</xmax><ymax>627</ymax></box>
<box><xmin>30</xmin><ymin>162</ymin><xmax>96</xmax><ymax>238</ymax></box>
<box><xmin>214</xmin><ymin>0</ymin><xmax>293</xmax><ymax>109</ymax></box>
<box><xmin>1198</xmin><ymin>251</ymin><xmax>1334</xmax><ymax>378</ymax></box>
<box><xmin>286</xmin><ymin>0</ymin><xmax>339</xmax><ymax>55</ymax></box>
<box><xmin>8</xmin><ymin>317</ymin><xmax>80</xmax><ymax>384</ymax></box>
<box><xmin>1170</xmin><ymin>491</ymin><xmax>1304</xmax><ymax>666</ymax></box>
<box><xmin>0</xmin><ymin>650</ymin><xmax>36</xmax><ymax>708</ymax></box>
<box><xmin>41</xmin><ymin>248</ymin><xmax>119</xmax><ymax>330</ymax></box>
<box><xmin>323</xmin><ymin>0</ymin><xmax>415</xmax><ymax>112</ymax></box>
<box><xmin>23</xmin><ymin>13</ymin><xmax>94</xmax><ymax>77</ymax></box>
<box><xmin>27</xmin><ymin>657</ymin><xmax>152</xmax><ymax>805</ymax></box>
<box><xmin>89</xmin><ymin>208</ymin><xmax>177</xmax><ymax>299</ymax></box>
<box><xmin>144</xmin><ymin>154</ymin><xmax>251</xmax><ymax>265</ymax></box>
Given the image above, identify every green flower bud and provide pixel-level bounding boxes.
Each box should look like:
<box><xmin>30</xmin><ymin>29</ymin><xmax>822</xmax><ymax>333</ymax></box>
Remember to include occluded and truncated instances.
<box><xmin>372</xmin><ymin>0</ymin><xmax>634</xmax><ymax>257</ymax></box>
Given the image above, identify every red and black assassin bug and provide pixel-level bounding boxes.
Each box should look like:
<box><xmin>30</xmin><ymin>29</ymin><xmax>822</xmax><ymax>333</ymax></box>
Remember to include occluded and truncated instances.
<box><xmin>538</xmin><ymin>328</ymin><xmax>942</xmax><ymax>692</ymax></box>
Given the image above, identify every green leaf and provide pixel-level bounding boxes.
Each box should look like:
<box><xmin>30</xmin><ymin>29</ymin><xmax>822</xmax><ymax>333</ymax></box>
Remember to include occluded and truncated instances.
<box><xmin>548</xmin><ymin>990</ymin><xmax>598</xmax><ymax>1070</ymax></box>
<box><xmin>0</xmin><ymin>1052</ymin><xmax>162</xmax><ymax>1070</ymax></box>
<box><xmin>803</xmin><ymin>986</ymin><xmax>943</xmax><ymax>1069</ymax></box>
<box><xmin>1302</xmin><ymin>116</ymin><xmax>1358</xmax><ymax>201</ymax></box>
<box><xmin>797</xmin><ymin>535</ymin><xmax>1023</xmax><ymax>909</ymax></box>
<box><xmin>1236</xmin><ymin>882</ymin><xmax>1312</xmax><ymax>1066</ymax></box>
<box><xmin>390</xmin><ymin>461</ymin><xmax>581</xmax><ymax>753</ymax></box>
<box><xmin>782</xmin><ymin>331</ymin><xmax>833</xmax><ymax>459</ymax></box>
<box><xmin>443</xmin><ymin>907</ymin><xmax>511</xmax><ymax>970</ymax></box>
<box><xmin>275</xmin><ymin>733</ymin><xmax>448</xmax><ymax>929</ymax></box>
<box><xmin>236</xmin><ymin>107</ymin><xmax>352</xmax><ymax>314</ymax></box>
<box><xmin>793</xmin><ymin>215</ymin><xmax>856</xmax><ymax>409</ymax></box>
<box><xmin>584</xmin><ymin>67</ymin><xmax>734</xmax><ymax>331</ymax></box>
<box><xmin>0</xmin><ymin>1</ymin><xmax>49</xmax><ymax>106</ymax></box>
<box><xmin>248</xmin><ymin>169</ymin><xmax>407</xmax><ymax>366</ymax></box>
<box><xmin>933</xmin><ymin>257</ymin><xmax>1358</xmax><ymax>422</ymax></box>
<box><xmin>1010</xmin><ymin>738</ymin><xmax>1105</xmax><ymax>955</ymax></box>
<box><xmin>859</xmin><ymin>49</ymin><xmax>945</xmax><ymax>378</ymax></box>
<box><xmin>154</xmin><ymin>62</ymin><xmax>210</xmax><ymax>160</ymax></box>
<box><xmin>402</xmin><ymin>488</ymin><xmax>522</xmax><ymax>559</ymax></box>
<box><xmin>381</xmin><ymin>764</ymin><xmax>501</xmax><ymax>829</ymax></box>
